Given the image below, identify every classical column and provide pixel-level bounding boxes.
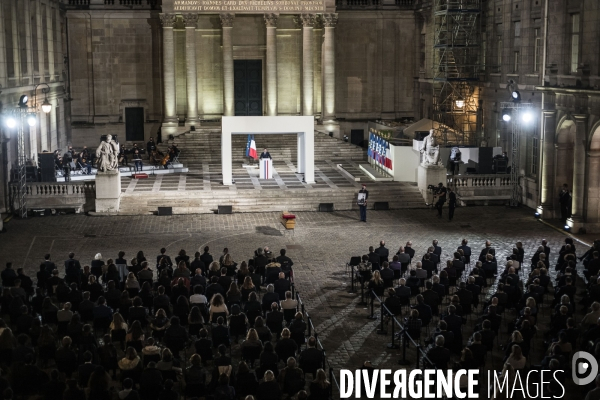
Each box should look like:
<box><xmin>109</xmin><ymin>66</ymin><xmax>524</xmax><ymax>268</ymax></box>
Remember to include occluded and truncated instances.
<box><xmin>539</xmin><ymin>110</ymin><xmax>557</xmax><ymax>214</ymax></box>
<box><xmin>265</xmin><ymin>14</ymin><xmax>279</xmax><ymax>116</ymax></box>
<box><xmin>183</xmin><ymin>14</ymin><xmax>199</xmax><ymax>126</ymax></box>
<box><xmin>46</xmin><ymin>1</ymin><xmax>55</xmax><ymax>81</ymax></box>
<box><xmin>35</xmin><ymin>1</ymin><xmax>45</xmax><ymax>81</ymax></box>
<box><xmin>160</xmin><ymin>13</ymin><xmax>178</xmax><ymax>124</ymax></box>
<box><xmin>0</xmin><ymin>1</ymin><xmax>6</xmax><ymax>87</ymax></box>
<box><xmin>10</xmin><ymin>1</ymin><xmax>21</xmax><ymax>84</ymax></box>
<box><xmin>220</xmin><ymin>14</ymin><xmax>235</xmax><ymax>117</ymax></box>
<box><xmin>322</xmin><ymin>13</ymin><xmax>337</xmax><ymax>122</ymax></box>
<box><xmin>300</xmin><ymin>14</ymin><xmax>316</xmax><ymax>116</ymax></box>
<box><xmin>571</xmin><ymin>114</ymin><xmax>588</xmax><ymax>224</ymax></box>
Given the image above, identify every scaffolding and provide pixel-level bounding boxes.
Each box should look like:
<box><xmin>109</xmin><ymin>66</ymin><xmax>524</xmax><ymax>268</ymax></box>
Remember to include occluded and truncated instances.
<box><xmin>432</xmin><ymin>0</ymin><xmax>481</xmax><ymax>145</ymax></box>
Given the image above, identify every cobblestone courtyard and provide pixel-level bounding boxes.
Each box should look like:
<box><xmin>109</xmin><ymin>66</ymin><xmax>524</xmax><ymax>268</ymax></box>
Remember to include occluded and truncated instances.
<box><xmin>0</xmin><ymin>206</ymin><xmax>590</xmax><ymax>395</ymax></box>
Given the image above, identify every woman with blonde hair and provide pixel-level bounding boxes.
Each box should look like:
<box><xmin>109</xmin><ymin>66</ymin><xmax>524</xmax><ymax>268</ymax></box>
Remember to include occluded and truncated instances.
<box><xmin>125</xmin><ymin>272</ymin><xmax>140</xmax><ymax>290</ymax></box>
<box><xmin>309</xmin><ymin>368</ymin><xmax>331</xmax><ymax>400</ymax></box>
<box><xmin>275</xmin><ymin>328</ymin><xmax>297</xmax><ymax>362</ymax></box>
<box><xmin>109</xmin><ymin>312</ymin><xmax>127</xmax><ymax>350</ymax></box>
<box><xmin>241</xmin><ymin>276</ymin><xmax>256</xmax><ymax>303</ymax></box>
<box><xmin>506</xmin><ymin>344</ymin><xmax>526</xmax><ymax>370</ymax></box>
<box><xmin>222</xmin><ymin>253</ymin><xmax>238</xmax><ymax>276</ymax></box>
<box><xmin>237</xmin><ymin>261</ymin><xmax>250</xmax><ymax>285</ymax></box>
<box><xmin>503</xmin><ymin>330</ymin><xmax>524</xmax><ymax>361</ymax></box>
<box><xmin>208</xmin><ymin>261</ymin><xmax>221</xmax><ymax>278</ymax></box>
<box><xmin>525</xmin><ymin>297</ymin><xmax>537</xmax><ymax>316</ymax></box>
<box><xmin>258</xmin><ymin>370</ymin><xmax>282</xmax><ymax>400</ymax></box>
<box><xmin>150</xmin><ymin>308</ymin><xmax>170</xmax><ymax>342</ymax></box>
<box><xmin>241</xmin><ymin>328</ymin><xmax>263</xmax><ymax>363</ymax></box>
<box><xmin>209</xmin><ymin>293</ymin><xmax>229</xmax><ymax>322</ymax></box>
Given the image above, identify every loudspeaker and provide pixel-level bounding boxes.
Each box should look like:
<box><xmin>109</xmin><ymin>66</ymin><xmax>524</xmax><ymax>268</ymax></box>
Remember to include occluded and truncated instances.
<box><xmin>218</xmin><ymin>205</ymin><xmax>232</xmax><ymax>214</ymax></box>
<box><xmin>190</xmin><ymin>126</ymin><xmax>196</xmax><ymax>131</ymax></box>
<box><xmin>319</xmin><ymin>203</ymin><xmax>334</xmax><ymax>212</ymax></box>
<box><xmin>478</xmin><ymin>147</ymin><xmax>494</xmax><ymax>174</ymax></box>
<box><xmin>373</xmin><ymin>202</ymin><xmax>389</xmax><ymax>210</ymax></box>
<box><xmin>38</xmin><ymin>153</ymin><xmax>56</xmax><ymax>182</ymax></box>
<box><xmin>157</xmin><ymin>207</ymin><xmax>172</xmax><ymax>216</ymax></box>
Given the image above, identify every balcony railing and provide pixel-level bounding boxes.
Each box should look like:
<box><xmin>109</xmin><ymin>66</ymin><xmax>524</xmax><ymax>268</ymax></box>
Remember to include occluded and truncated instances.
<box><xmin>10</xmin><ymin>182</ymin><xmax>96</xmax><ymax>213</ymax></box>
<box><xmin>447</xmin><ymin>174</ymin><xmax>512</xmax><ymax>205</ymax></box>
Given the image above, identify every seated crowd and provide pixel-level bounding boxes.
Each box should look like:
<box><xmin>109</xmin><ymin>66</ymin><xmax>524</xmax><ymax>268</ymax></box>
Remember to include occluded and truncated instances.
<box><xmin>0</xmin><ymin>246</ymin><xmax>332</xmax><ymax>400</ymax></box>
<box><xmin>357</xmin><ymin>237</ymin><xmax>600</xmax><ymax>398</ymax></box>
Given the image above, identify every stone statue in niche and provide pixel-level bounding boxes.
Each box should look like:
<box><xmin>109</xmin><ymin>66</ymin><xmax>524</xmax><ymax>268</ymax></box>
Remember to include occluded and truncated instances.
<box><xmin>420</xmin><ymin>129</ymin><xmax>442</xmax><ymax>166</ymax></box>
<box><xmin>96</xmin><ymin>134</ymin><xmax>119</xmax><ymax>172</ymax></box>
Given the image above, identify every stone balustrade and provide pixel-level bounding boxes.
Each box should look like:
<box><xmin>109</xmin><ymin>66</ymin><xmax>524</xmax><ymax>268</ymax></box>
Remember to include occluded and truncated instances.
<box><xmin>447</xmin><ymin>174</ymin><xmax>512</xmax><ymax>205</ymax></box>
<box><xmin>336</xmin><ymin>0</ymin><xmax>415</xmax><ymax>9</ymax></box>
<box><xmin>11</xmin><ymin>182</ymin><xmax>96</xmax><ymax>213</ymax></box>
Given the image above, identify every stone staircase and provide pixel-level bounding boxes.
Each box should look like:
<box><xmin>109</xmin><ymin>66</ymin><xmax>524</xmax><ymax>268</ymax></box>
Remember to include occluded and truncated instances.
<box><xmin>157</xmin><ymin>128</ymin><xmax>365</xmax><ymax>169</ymax></box>
<box><xmin>118</xmin><ymin>183</ymin><xmax>426</xmax><ymax>214</ymax></box>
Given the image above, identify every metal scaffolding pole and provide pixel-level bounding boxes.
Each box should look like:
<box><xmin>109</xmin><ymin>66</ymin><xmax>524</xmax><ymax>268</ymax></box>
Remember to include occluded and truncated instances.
<box><xmin>500</xmin><ymin>102</ymin><xmax>533</xmax><ymax>207</ymax></box>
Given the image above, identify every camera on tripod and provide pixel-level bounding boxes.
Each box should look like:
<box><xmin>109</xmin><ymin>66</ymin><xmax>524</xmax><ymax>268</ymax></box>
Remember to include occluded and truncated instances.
<box><xmin>427</xmin><ymin>184</ymin><xmax>440</xmax><ymax>194</ymax></box>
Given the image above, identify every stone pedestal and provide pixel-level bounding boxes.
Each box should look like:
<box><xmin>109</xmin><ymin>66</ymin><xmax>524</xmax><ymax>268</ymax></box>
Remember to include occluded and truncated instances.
<box><xmin>418</xmin><ymin>164</ymin><xmax>446</xmax><ymax>203</ymax></box>
<box><xmin>95</xmin><ymin>170</ymin><xmax>121</xmax><ymax>213</ymax></box>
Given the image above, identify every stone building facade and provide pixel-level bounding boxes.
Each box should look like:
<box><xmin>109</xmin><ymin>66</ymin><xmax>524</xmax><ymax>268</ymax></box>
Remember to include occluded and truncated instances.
<box><xmin>2</xmin><ymin>0</ymin><xmax>600</xmax><ymax>231</ymax></box>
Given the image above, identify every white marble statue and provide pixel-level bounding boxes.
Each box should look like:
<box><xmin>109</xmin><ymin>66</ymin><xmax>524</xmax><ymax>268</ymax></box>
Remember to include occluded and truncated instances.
<box><xmin>420</xmin><ymin>129</ymin><xmax>442</xmax><ymax>166</ymax></box>
<box><xmin>95</xmin><ymin>134</ymin><xmax>119</xmax><ymax>172</ymax></box>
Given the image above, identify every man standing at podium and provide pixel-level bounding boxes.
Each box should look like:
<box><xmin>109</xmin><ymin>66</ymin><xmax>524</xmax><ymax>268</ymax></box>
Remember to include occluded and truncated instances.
<box><xmin>260</xmin><ymin>148</ymin><xmax>272</xmax><ymax>160</ymax></box>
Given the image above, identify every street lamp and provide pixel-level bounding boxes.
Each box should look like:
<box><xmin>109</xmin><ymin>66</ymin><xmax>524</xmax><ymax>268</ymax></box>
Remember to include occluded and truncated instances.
<box><xmin>33</xmin><ymin>83</ymin><xmax>52</xmax><ymax>114</ymax></box>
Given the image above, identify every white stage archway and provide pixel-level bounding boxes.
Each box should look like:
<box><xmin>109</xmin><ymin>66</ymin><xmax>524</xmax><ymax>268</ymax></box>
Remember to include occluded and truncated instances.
<box><xmin>221</xmin><ymin>116</ymin><xmax>315</xmax><ymax>185</ymax></box>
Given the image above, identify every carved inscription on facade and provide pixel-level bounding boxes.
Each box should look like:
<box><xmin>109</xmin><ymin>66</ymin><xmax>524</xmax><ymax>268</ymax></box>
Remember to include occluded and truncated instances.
<box><xmin>167</xmin><ymin>0</ymin><xmax>325</xmax><ymax>13</ymax></box>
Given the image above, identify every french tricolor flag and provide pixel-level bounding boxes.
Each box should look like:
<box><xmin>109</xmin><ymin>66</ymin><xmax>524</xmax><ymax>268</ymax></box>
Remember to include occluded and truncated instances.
<box><xmin>246</xmin><ymin>134</ymin><xmax>258</xmax><ymax>159</ymax></box>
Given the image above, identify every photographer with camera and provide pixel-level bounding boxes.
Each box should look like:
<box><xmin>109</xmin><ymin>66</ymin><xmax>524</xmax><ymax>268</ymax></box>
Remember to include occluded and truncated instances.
<box><xmin>433</xmin><ymin>182</ymin><xmax>447</xmax><ymax>218</ymax></box>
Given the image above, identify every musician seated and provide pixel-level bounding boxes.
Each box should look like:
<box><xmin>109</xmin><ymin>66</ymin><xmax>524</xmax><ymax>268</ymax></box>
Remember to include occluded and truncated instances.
<box><xmin>119</xmin><ymin>146</ymin><xmax>129</xmax><ymax>166</ymax></box>
<box><xmin>77</xmin><ymin>153</ymin><xmax>92</xmax><ymax>175</ymax></box>
<box><xmin>132</xmin><ymin>150</ymin><xmax>143</xmax><ymax>172</ymax></box>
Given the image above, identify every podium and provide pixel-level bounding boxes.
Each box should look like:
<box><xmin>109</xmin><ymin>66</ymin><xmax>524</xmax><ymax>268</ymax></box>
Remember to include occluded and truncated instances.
<box><xmin>259</xmin><ymin>158</ymin><xmax>273</xmax><ymax>179</ymax></box>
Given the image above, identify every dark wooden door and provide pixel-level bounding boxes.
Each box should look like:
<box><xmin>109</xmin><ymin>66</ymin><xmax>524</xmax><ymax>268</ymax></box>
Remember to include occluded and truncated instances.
<box><xmin>125</xmin><ymin>107</ymin><xmax>144</xmax><ymax>141</ymax></box>
<box><xmin>234</xmin><ymin>60</ymin><xmax>262</xmax><ymax>116</ymax></box>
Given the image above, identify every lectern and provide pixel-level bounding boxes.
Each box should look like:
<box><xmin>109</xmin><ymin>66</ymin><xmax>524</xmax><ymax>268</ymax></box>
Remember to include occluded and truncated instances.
<box><xmin>259</xmin><ymin>158</ymin><xmax>273</xmax><ymax>179</ymax></box>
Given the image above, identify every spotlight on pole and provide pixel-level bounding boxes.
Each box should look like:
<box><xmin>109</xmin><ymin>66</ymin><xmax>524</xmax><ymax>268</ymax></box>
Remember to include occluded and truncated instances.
<box><xmin>5</xmin><ymin>117</ymin><xmax>17</xmax><ymax>128</ymax></box>
<box><xmin>18</xmin><ymin>95</ymin><xmax>29</xmax><ymax>108</ymax></box>
<box><xmin>455</xmin><ymin>98</ymin><xmax>465</xmax><ymax>108</ymax></box>
<box><xmin>564</xmin><ymin>225</ymin><xmax>571</xmax><ymax>232</ymax></box>
<box><xmin>522</xmin><ymin>110</ymin><xmax>533</xmax><ymax>123</ymax></box>
<box><xmin>27</xmin><ymin>114</ymin><xmax>37</xmax><ymax>127</ymax></box>
<box><xmin>502</xmin><ymin>108</ymin><xmax>512</xmax><ymax>122</ymax></box>
<box><xmin>534</xmin><ymin>212</ymin><xmax>541</xmax><ymax>219</ymax></box>
<box><xmin>511</xmin><ymin>90</ymin><xmax>521</xmax><ymax>102</ymax></box>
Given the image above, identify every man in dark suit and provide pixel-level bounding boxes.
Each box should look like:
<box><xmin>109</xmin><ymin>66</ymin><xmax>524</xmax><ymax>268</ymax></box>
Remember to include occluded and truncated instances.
<box><xmin>413</xmin><ymin>295</ymin><xmax>432</xmax><ymax>327</ymax></box>
<box><xmin>478</xmin><ymin>241</ymin><xmax>496</xmax><ymax>262</ymax></box>
<box><xmin>156</xmin><ymin>248</ymin><xmax>173</xmax><ymax>269</ymax></box>
<box><xmin>448</xmin><ymin>187</ymin><xmax>457</xmax><ymax>221</ymax></box>
<box><xmin>432</xmin><ymin>240</ymin><xmax>442</xmax><ymax>257</ymax></box>
<box><xmin>200</xmin><ymin>246</ymin><xmax>213</xmax><ymax>267</ymax></box>
<box><xmin>153</xmin><ymin>286</ymin><xmax>172</xmax><ymax>315</ymax></box>
<box><xmin>358</xmin><ymin>184</ymin><xmax>369</xmax><ymax>222</ymax></box>
<box><xmin>404</xmin><ymin>241</ymin><xmax>415</xmax><ymax>261</ymax></box>
<box><xmin>425</xmin><ymin>335</ymin><xmax>451</xmax><ymax>369</ymax></box>
<box><xmin>43</xmin><ymin>254</ymin><xmax>56</xmax><ymax>275</ymax></box>
<box><xmin>541</xmin><ymin>239</ymin><xmax>551</xmax><ymax>258</ymax></box>
<box><xmin>421</xmin><ymin>254</ymin><xmax>436</xmax><ymax>278</ymax></box>
<box><xmin>212</xmin><ymin>318</ymin><xmax>231</xmax><ymax>349</ymax></box>
<box><xmin>456</xmin><ymin>282</ymin><xmax>474</xmax><ymax>310</ymax></box>
<box><xmin>259</xmin><ymin>148</ymin><xmax>272</xmax><ymax>160</ymax></box>
<box><xmin>262</xmin><ymin>284</ymin><xmax>280</xmax><ymax>311</ymax></box>
<box><xmin>368</xmin><ymin>246</ymin><xmax>380</xmax><ymax>268</ymax></box>
<box><xmin>64</xmin><ymin>253</ymin><xmax>82</xmax><ymax>285</ymax></box>
<box><xmin>442</xmin><ymin>305</ymin><xmax>463</xmax><ymax>352</ymax></box>
<box><xmin>254</xmin><ymin>248</ymin><xmax>269</xmax><ymax>278</ymax></box>
<box><xmin>276</xmin><ymin>249</ymin><xmax>294</xmax><ymax>279</ymax></box>
<box><xmin>78</xmin><ymin>351</ymin><xmax>98</xmax><ymax>388</ymax></box>
<box><xmin>423</xmin><ymin>282</ymin><xmax>441</xmax><ymax>316</ymax></box>
<box><xmin>274</xmin><ymin>272</ymin><xmax>291</xmax><ymax>300</ymax></box>
<box><xmin>458</xmin><ymin>239</ymin><xmax>472</xmax><ymax>264</ymax></box>
<box><xmin>299</xmin><ymin>337</ymin><xmax>324</xmax><ymax>376</ymax></box>
<box><xmin>217</xmin><ymin>268</ymin><xmax>232</xmax><ymax>292</ymax></box>
<box><xmin>375</xmin><ymin>241</ymin><xmax>389</xmax><ymax>263</ymax></box>
<box><xmin>205</xmin><ymin>277</ymin><xmax>225</xmax><ymax>302</ymax></box>
<box><xmin>452</xmin><ymin>252</ymin><xmax>465</xmax><ymax>276</ymax></box>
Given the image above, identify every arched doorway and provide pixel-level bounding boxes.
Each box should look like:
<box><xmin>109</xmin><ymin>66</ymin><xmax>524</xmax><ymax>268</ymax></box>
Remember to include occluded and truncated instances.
<box><xmin>587</xmin><ymin>125</ymin><xmax>600</xmax><ymax>222</ymax></box>
<box><xmin>555</xmin><ymin>119</ymin><xmax>576</xmax><ymax>200</ymax></box>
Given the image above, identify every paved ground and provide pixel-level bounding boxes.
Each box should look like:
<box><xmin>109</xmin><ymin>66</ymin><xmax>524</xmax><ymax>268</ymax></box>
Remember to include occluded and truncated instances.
<box><xmin>0</xmin><ymin>206</ymin><xmax>592</xmax><ymax>396</ymax></box>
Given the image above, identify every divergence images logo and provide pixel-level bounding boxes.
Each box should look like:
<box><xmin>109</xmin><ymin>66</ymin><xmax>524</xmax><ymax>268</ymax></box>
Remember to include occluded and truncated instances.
<box><xmin>573</xmin><ymin>351</ymin><xmax>599</xmax><ymax>386</ymax></box>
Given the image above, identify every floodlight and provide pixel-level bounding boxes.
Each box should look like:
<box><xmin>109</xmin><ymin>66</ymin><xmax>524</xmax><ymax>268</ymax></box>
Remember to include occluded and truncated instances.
<box><xmin>6</xmin><ymin>117</ymin><xmax>17</xmax><ymax>128</ymax></box>
<box><xmin>27</xmin><ymin>114</ymin><xmax>37</xmax><ymax>127</ymax></box>
<box><xmin>18</xmin><ymin>95</ymin><xmax>28</xmax><ymax>107</ymax></box>
<box><xmin>502</xmin><ymin>109</ymin><xmax>512</xmax><ymax>122</ymax></box>
<box><xmin>522</xmin><ymin>111</ymin><xmax>533</xmax><ymax>123</ymax></box>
